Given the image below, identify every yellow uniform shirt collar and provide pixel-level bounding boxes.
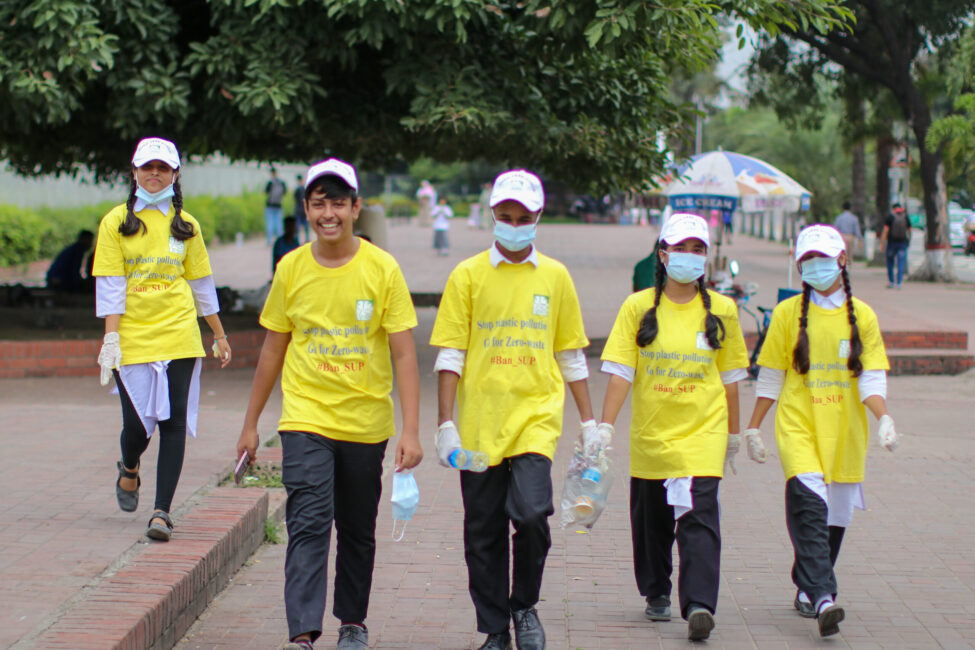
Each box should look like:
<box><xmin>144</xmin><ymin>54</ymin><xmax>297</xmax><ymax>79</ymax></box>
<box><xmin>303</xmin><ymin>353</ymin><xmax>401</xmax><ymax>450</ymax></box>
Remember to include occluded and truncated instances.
<box><xmin>489</xmin><ymin>242</ymin><xmax>539</xmax><ymax>268</ymax></box>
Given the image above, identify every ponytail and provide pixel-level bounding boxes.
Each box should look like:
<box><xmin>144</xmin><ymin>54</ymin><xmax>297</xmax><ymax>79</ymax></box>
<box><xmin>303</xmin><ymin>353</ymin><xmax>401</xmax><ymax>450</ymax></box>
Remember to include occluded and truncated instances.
<box><xmin>841</xmin><ymin>264</ymin><xmax>863</xmax><ymax>376</ymax></box>
<box><xmin>118</xmin><ymin>176</ymin><xmax>146</xmax><ymax>236</ymax></box>
<box><xmin>791</xmin><ymin>283</ymin><xmax>813</xmax><ymax>374</ymax></box>
<box><xmin>636</xmin><ymin>256</ymin><xmax>667</xmax><ymax>347</ymax></box>
<box><xmin>696</xmin><ymin>276</ymin><xmax>725</xmax><ymax>350</ymax></box>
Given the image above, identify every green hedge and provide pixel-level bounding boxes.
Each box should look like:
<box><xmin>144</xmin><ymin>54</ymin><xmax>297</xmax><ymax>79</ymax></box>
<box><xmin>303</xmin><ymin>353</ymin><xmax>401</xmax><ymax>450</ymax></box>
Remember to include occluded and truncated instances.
<box><xmin>0</xmin><ymin>192</ymin><xmax>268</xmax><ymax>268</ymax></box>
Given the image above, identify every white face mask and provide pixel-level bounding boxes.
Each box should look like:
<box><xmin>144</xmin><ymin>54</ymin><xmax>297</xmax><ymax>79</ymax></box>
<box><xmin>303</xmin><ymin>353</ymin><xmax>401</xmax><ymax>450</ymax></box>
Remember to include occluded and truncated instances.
<box><xmin>390</xmin><ymin>470</ymin><xmax>419</xmax><ymax>541</ymax></box>
<box><xmin>135</xmin><ymin>179</ymin><xmax>175</xmax><ymax>206</ymax></box>
<box><xmin>663</xmin><ymin>252</ymin><xmax>707</xmax><ymax>284</ymax></box>
<box><xmin>800</xmin><ymin>256</ymin><xmax>841</xmax><ymax>291</ymax></box>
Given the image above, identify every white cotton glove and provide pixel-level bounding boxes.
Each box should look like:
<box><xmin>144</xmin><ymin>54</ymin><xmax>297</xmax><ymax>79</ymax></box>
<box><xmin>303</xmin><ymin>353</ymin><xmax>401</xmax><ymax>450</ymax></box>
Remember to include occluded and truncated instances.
<box><xmin>743</xmin><ymin>428</ymin><xmax>768</xmax><ymax>463</ymax></box>
<box><xmin>580</xmin><ymin>420</ymin><xmax>612</xmax><ymax>456</ymax></box>
<box><xmin>435</xmin><ymin>421</ymin><xmax>462</xmax><ymax>468</ymax></box>
<box><xmin>725</xmin><ymin>434</ymin><xmax>740</xmax><ymax>475</ymax></box>
<box><xmin>877</xmin><ymin>414</ymin><xmax>899</xmax><ymax>451</ymax></box>
<box><xmin>97</xmin><ymin>332</ymin><xmax>121</xmax><ymax>386</ymax></box>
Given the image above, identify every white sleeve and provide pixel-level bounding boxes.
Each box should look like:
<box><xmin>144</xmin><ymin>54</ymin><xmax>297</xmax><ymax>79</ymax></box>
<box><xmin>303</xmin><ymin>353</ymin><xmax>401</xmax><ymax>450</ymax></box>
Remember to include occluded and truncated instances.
<box><xmin>858</xmin><ymin>369</ymin><xmax>887</xmax><ymax>401</ymax></box>
<box><xmin>755</xmin><ymin>367</ymin><xmax>785</xmax><ymax>400</ymax></box>
<box><xmin>720</xmin><ymin>368</ymin><xmax>749</xmax><ymax>385</ymax></box>
<box><xmin>434</xmin><ymin>348</ymin><xmax>466</xmax><ymax>375</ymax></box>
<box><xmin>556</xmin><ymin>349</ymin><xmax>589</xmax><ymax>382</ymax></box>
<box><xmin>600</xmin><ymin>360</ymin><xmax>634</xmax><ymax>383</ymax></box>
<box><xmin>188</xmin><ymin>275</ymin><xmax>220</xmax><ymax>317</ymax></box>
<box><xmin>96</xmin><ymin>276</ymin><xmax>127</xmax><ymax>317</ymax></box>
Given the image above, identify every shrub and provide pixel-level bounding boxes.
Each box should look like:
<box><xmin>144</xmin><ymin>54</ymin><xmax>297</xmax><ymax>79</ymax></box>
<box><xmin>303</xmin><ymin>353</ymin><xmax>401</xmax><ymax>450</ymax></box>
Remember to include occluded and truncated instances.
<box><xmin>0</xmin><ymin>206</ymin><xmax>53</xmax><ymax>266</ymax></box>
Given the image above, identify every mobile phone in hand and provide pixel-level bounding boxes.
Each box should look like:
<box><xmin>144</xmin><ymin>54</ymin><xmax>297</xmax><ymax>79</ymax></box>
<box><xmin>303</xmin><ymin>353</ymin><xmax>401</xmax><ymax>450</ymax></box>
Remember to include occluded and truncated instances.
<box><xmin>234</xmin><ymin>450</ymin><xmax>250</xmax><ymax>485</ymax></box>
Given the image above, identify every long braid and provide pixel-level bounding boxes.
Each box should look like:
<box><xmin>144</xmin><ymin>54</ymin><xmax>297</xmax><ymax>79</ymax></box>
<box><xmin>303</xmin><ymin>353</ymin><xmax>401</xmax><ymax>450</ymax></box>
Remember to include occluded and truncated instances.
<box><xmin>696</xmin><ymin>276</ymin><xmax>726</xmax><ymax>349</ymax></box>
<box><xmin>841</xmin><ymin>265</ymin><xmax>863</xmax><ymax>376</ymax></box>
<box><xmin>792</xmin><ymin>282</ymin><xmax>813</xmax><ymax>374</ymax></box>
<box><xmin>118</xmin><ymin>175</ymin><xmax>146</xmax><ymax>236</ymax></box>
<box><xmin>636</xmin><ymin>255</ymin><xmax>667</xmax><ymax>347</ymax></box>
<box><xmin>169</xmin><ymin>179</ymin><xmax>195</xmax><ymax>240</ymax></box>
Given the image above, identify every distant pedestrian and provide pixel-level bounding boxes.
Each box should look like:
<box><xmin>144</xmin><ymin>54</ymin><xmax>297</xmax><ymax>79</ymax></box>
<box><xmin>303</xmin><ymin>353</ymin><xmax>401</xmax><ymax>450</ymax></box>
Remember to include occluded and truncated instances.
<box><xmin>416</xmin><ymin>180</ymin><xmax>436</xmax><ymax>226</ymax></box>
<box><xmin>47</xmin><ymin>229</ymin><xmax>94</xmax><ymax>293</ymax></box>
<box><xmin>745</xmin><ymin>224</ymin><xmax>899</xmax><ymax>638</ymax></box>
<box><xmin>432</xmin><ymin>196</ymin><xmax>452</xmax><ymax>256</ymax></box>
<box><xmin>880</xmin><ymin>203</ymin><xmax>910</xmax><ymax>288</ymax></box>
<box><xmin>265</xmin><ymin>166</ymin><xmax>287</xmax><ymax>246</ymax></box>
<box><xmin>833</xmin><ymin>202</ymin><xmax>862</xmax><ymax>258</ymax></box>
<box><xmin>92</xmin><ymin>137</ymin><xmax>232</xmax><ymax>543</ymax></box>
<box><xmin>294</xmin><ymin>174</ymin><xmax>308</xmax><ymax>243</ymax></box>
<box><xmin>237</xmin><ymin>158</ymin><xmax>422</xmax><ymax>650</ymax></box>
<box><xmin>273</xmin><ymin>216</ymin><xmax>301</xmax><ymax>274</ymax></box>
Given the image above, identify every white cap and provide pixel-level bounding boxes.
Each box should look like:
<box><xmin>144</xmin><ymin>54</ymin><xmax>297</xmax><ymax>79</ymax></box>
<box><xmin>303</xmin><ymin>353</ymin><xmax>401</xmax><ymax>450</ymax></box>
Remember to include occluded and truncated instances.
<box><xmin>795</xmin><ymin>224</ymin><xmax>845</xmax><ymax>260</ymax></box>
<box><xmin>305</xmin><ymin>158</ymin><xmax>358</xmax><ymax>191</ymax></box>
<box><xmin>489</xmin><ymin>170</ymin><xmax>544</xmax><ymax>212</ymax></box>
<box><xmin>659</xmin><ymin>213</ymin><xmax>710</xmax><ymax>247</ymax></box>
<box><xmin>132</xmin><ymin>137</ymin><xmax>180</xmax><ymax>169</ymax></box>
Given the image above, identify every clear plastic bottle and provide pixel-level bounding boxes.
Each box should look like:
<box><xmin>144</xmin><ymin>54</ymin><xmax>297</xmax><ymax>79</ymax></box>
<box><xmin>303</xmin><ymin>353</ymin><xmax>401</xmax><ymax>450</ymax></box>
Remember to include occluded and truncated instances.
<box><xmin>449</xmin><ymin>448</ymin><xmax>489</xmax><ymax>473</ymax></box>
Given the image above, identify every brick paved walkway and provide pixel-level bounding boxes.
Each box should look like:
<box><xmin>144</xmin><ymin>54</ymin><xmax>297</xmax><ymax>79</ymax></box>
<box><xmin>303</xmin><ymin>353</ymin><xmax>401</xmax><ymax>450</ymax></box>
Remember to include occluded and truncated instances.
<box><xmin>2</xmin><ymin>221</ymin><xmax>975</xmax><ymax>649</ymax></box>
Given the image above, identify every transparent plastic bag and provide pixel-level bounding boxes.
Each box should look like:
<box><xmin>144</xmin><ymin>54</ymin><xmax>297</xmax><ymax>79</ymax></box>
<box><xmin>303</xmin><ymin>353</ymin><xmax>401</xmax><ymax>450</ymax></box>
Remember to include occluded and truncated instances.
<box><xmin>560</xmin><ymin>447</ymin><xmax>614</xmax><ymax>530</ymax></box>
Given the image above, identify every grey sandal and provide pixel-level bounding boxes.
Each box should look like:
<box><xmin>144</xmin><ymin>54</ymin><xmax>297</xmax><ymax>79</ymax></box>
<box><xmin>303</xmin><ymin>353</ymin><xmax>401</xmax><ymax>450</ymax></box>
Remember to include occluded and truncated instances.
<box><xmin>115</xmin><ymin>461</ymin><xmax>140</xmax><ymax>512</ymax></box>
<box><xmin>146</xmin><ymin>510</ymin><xmax>174</xmax><ymax>541</ymax></box>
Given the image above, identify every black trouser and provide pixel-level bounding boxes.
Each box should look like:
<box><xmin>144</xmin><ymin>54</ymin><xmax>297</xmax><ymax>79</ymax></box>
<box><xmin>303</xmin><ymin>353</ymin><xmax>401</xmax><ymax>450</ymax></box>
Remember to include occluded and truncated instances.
<box><xmin>630</xmin><ymin>476</ymin><xmax>721</xmax><ymax>620</ymax></box>
<box><xmin>460</xmin><ymin>453</ymin><xmax>554</xmax><ymax>634</ymax></box>
<box><xmin>116</xmin><ymin>357</ymin><xmax>195</xmax><ymax>514</ymax></box>
<box><xmin>280</xmin><ymin>431</ymin><xmax>387</xmax><ymax>642</ymax></box>
<box><xmin>785</xmin><ymin>477</ymin><xmax>846</xmax><ymax>603</ymax></box>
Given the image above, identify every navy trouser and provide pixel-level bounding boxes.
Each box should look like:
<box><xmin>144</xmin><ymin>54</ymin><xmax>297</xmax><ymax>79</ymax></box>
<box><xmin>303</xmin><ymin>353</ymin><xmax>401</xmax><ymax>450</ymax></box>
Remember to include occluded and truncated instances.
<box><xmin>116</xmin><ymin>357</ymin><xmax>195</xmax><ymax>513</ymax></box>
<box><xmin>460</xmin><ymin>453</ymin><xmax>554</xmax><ymax>633</ymax></box>
<box><xmin>280</xmin><ymin>431</ymin><xmax>387</xmax><ymax>642</ymax></box>
<box><xmin>630</xmin><ymin>476</ymin><xmax>721</xmax><ymax>619</ymax></box>
<box><xmin>785</xmin><ymin>477</ymin><xmax>846</xmax><ymax>603</ymax></box>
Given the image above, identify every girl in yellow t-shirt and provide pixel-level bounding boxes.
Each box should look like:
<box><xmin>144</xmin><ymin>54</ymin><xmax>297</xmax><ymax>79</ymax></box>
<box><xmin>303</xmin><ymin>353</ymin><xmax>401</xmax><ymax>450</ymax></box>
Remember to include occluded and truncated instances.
<box><xmin>745</xmin><ymin>224</ymin><xmax>899</xmax><ymax>638</ymax></box>
<box><xmin>599</xmin><ymin>213</ymin><xmax>757</xmax><ymax>641</ymax></box>
<box><xmin>92</xmin><ymin>137</ymin><xmax>232</xmax><ymax>543</ymax></box>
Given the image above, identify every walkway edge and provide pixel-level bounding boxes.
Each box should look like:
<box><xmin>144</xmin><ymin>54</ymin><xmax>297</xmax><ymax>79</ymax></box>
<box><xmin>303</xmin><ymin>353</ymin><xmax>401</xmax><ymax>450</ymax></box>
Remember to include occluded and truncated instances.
<box><xmin>25</xmin><ymin>488</ymin><xmax>269</xmax><ymax>650</ymax></box>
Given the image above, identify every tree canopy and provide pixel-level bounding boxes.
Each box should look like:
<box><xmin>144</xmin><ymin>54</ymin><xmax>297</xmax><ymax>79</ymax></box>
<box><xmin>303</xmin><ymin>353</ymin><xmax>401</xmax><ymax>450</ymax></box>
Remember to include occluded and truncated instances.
<box><xmin>1</xmin><ymin>0</ymin><xmax>848</xmax><ymax>189</ymax></box>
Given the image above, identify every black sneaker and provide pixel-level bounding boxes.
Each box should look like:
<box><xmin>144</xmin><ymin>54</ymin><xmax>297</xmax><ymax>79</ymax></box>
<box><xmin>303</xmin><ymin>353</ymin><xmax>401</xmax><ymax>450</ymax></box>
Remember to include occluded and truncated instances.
<box><xmin>687</xmin><ymin>606</ymin><xmax>715</xmax><ymax>641</ymax></box>
<box><xmin>337</xmin><ymin>623</ymin><xmax>368</xmax><ymax>649</ymax></box>
<box><xmin>511</xmin><ymin>607</ymin><xmax>545</xmax><ymax>650</ymax></box>
<box><xmin>793</xmin><ymin>591</ymin><xmax>816</xmax><ymax>618</ymax></box>
<box><xmin>478</xmin><ymin>631</ymin><xmax>512</xmax><ymax>650</ymax></box>
<box><xmin>645</xmin><ymin>595</ymin><xmax>671</xmax><ymax>621</ymax></box>
<box><xmin>817</xmin><ymin>603</ymin><xmax>845</xmax><ymax>637</ymax></box>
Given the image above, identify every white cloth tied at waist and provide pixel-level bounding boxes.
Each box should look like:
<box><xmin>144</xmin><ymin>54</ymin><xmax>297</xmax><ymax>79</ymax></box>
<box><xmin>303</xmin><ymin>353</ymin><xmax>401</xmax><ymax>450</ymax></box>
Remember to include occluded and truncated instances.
<box><xmin>664</xmin><ymin>476</ymin><xmax>694</xmax><ymax>519</ymax></box>
<box><xmin>111</xmin><ymin>358</ymin><xmax>202</xmax><ymax>438</ymax></box>
<box><xmin>796</xmin><ymin>472</ymin><xmax>865</xmax><ymax>528</ymax></box>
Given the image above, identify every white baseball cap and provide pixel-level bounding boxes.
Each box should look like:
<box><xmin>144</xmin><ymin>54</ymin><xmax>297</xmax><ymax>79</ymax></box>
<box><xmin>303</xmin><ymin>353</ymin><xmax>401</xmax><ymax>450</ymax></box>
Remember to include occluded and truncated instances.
<box><xmin>305</xmin><ymin>158</ymin><xmax>358</xmax><ymax>191</ymax></box>
<box><xmin>489</xmin><ymin>170</ymin><xmax>544</xmax><ymax>212</ymax></box>
<box><xmin>659</xmin><ymin>213</ymin><xmax>710</xmax><ymax>248</ymax></box>
<box><xmin>795</xmin><ymin>224</ymin><xmax>845</xmax><ymax>260</ymax></box>
<box><xmin>132</xmin><ymin>137</ymin><xmax>180</xmax><ymax>169</ymax></box>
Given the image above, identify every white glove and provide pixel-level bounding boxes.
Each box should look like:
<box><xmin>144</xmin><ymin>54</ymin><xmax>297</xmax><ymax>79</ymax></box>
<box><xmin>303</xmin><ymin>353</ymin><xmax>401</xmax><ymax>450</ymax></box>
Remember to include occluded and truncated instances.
<box><xmin>580</xmin><ymin>420</ymin><xmax>613</xmax><ymax>456</ymax></box>
<box><xmin>435</xmin><ymin>421</ymin><xmax>462</xmax><ymax>468</ymax></box>
<box><xmin>877</xmin><ymin>414</ymin><xmax>899</xmax><ymax>451</ymax></box>
<box><xmin>725</xmin><ymin>434</ymin><xmax>740</xmax><ymax>475</ymax></box>
<box><xmin>743</xmin><ymin>428</ymin><xmax>767</xmax><ymax>463</ymax></box>
<box><xmin>98</xmin><ymin>332</ymin><xmax>121</xmax><ymax>386</ymax></box>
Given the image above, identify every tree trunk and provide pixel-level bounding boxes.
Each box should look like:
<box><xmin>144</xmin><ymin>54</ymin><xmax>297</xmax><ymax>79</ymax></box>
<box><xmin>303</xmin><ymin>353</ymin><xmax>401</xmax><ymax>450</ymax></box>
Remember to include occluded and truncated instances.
<box><xmin>868</xmin><ymin>130</ymin><xmax>894</xmax><ymax>267</ymax></box>
<box><xmin>851</xmin><ymin>141</ymin><xmax>867</xmax><ymax>259</ymax></box>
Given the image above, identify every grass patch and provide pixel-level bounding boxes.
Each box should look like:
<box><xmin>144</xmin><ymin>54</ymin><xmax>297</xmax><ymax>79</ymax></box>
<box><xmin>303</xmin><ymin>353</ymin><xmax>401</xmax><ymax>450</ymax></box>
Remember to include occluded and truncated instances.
<box><xmin>264</xmin><ymin>518</ymin><xmax>283</xmax><ymax>544</ymax></box>
<box><xmin>264</xmin><ymin>433</ymin><xmax>281</xmax><ymax>448</ymax></box>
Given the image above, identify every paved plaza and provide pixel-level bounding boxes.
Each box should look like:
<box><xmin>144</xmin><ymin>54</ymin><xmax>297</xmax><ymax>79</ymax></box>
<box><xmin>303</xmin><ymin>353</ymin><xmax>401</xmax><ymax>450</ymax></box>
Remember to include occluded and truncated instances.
<box><xmin>2</xmin><ymin>221</ymin><xmax>975</xmax><ymax>648</ymax></box>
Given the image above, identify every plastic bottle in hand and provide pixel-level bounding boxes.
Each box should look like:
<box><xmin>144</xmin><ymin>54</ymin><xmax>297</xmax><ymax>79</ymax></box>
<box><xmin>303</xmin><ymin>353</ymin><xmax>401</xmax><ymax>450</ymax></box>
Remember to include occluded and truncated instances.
<box><xmin>449</xmin><ymin>448</ymin><xmax>489</xmax><ymax>472</ymax></box>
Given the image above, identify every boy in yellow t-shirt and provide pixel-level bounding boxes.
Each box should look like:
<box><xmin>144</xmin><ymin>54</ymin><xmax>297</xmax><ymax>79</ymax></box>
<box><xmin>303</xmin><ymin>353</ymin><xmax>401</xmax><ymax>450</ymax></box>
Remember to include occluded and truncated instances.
<box><xmin>745</xmin><ymin>224</ymin><xmax>899</xmax><ymax>638</ymax></box>
<box><xmin>598</xmin><ymin>213</ymin><xmax>754</xmax><ymax>641</ymax></box>
<box><xmin>431</xmin><ymin>170</ymin><xmax>595</xmax><ymax>650</ymax></box>
<box><xmin>237</xmin><ymin>159</ymin><xmax>422</xmax><ymax>650</ymax></box>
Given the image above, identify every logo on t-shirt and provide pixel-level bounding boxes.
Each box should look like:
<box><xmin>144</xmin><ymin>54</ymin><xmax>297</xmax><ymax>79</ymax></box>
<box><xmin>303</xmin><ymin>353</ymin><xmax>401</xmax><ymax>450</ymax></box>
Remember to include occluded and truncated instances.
<box><xmin>696</xmin><ymin>331</ymin><xmax>713</xmax><ymax>351</ymax></box>
<box><xmin>838</xmin><ymin>339</ymin><xmax>850</xmax><ymax>359</ymax></box>
<box><xmin>532</xmin><ymin>294</ymin><xmax>549</xmax><ymax>317</ymax></box>
<box><xmin>168</xmin><ymin>237</ymin><xmax>185</xmax><ymax>255</ymax></box>
<box><xmin>356</xmin><ymin>299</ymin><xmax>374</xmax><ymax>321</ymax></box>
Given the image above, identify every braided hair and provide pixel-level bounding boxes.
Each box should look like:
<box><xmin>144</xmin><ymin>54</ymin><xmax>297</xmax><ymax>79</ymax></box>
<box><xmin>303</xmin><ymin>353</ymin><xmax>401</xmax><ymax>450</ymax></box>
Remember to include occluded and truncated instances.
<box><xmin>118</xmin><ymin>171</ymin><xmax>195</xmax><ymax>241</ymax></box>
<box><xmin>635</xmin><ymin>251</ymin><xmax>725</xmax><ymax>349</ymax></box>
<box><xmin>791</xmin><ymin>262</ymin><xmax>863</xmax><ymax>376</ymax></box>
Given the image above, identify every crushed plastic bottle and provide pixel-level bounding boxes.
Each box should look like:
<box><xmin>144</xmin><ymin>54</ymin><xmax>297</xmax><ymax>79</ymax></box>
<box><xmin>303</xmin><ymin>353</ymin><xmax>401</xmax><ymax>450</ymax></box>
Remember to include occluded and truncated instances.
<box><xmin>560</xmin><ymin>449</ymin><xmax>614</xmax><ymax>529</ymax></box>
<box><xmin>448</xmin><ymin>448</ymin><xmax>489</xmax><ymax>473</ymax></box>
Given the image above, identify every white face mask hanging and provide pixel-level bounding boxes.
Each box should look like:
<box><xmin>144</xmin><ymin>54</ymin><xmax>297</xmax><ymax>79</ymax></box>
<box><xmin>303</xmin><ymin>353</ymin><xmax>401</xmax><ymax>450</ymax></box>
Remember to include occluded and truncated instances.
<box><xmin>390</xmin><ymin>469</ymin><xmax>419</xmax><ymax>542</ymax></box>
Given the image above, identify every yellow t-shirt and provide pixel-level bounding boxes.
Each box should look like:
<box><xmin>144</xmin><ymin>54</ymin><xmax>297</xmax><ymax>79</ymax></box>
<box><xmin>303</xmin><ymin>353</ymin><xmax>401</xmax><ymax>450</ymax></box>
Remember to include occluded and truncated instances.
<box><xmin>92</xmin><ymin>204</ymin><xmax>211</xmax><ymax>364</ymax></box>
<box><xmin>601</xmin><ymin>289</ymin><xmax>748</xmax><ymax>479</ymax></box>
<box><xmin>757</xmin><ymin>295</ymin><xmax>889</xmax><ymax>483</ymax></box>
<box><xmin>430</xmin><ymin>250</ymin><xmax>589</xmax><ymax>465</ymax></box>
<box><xmin>260</xmin><ymin>240</ymin><xmax>417</xmax><ymax>443</ymax></box>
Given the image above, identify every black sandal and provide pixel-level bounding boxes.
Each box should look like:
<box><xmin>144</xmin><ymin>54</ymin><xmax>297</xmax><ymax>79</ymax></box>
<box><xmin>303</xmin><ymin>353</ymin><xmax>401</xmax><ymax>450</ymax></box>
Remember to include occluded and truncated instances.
<box><xmin>146</xmin><ymin>510</ymin><xmax>174</xmax><ymax>541</ymax></box>
<box><xmin>115</xmin><ymin>460</ymin><xmax>140</xmax><ymax>512</ymax></box>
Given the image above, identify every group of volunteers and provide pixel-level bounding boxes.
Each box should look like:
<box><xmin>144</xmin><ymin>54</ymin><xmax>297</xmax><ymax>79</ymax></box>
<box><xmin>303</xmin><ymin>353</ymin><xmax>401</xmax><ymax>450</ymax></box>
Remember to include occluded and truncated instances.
<box><xmin>93</xmin><ymin>137</ymin><xmax>900</xmax><ymax>650</ymax></box>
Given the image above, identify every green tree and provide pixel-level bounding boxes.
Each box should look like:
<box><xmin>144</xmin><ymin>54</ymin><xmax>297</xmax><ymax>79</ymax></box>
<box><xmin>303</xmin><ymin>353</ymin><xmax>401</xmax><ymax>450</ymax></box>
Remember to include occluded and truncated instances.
<box><xmin>0</xmin><ymin>0</ymin><xmax>848</xmax><ymax>191</ymax></box>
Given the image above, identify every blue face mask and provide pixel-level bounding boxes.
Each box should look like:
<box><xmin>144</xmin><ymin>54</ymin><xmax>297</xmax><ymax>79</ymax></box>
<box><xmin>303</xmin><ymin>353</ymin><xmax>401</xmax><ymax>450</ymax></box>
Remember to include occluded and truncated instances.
<box><xmin>801</xmin><ymin>256</ymin><xmax>841</xmax><ymax>291</ymax></box>
<box><xmin>493</xmin><ymin>219</ymin><xmax>537</xmax><ymax>252</ymax></box>
<box><xmin>135</xmin><ymin>180</ymin><xmax>175</xmax><ymax>207</ymax></box>
<box><xmin>664</xmin><ymin>252</ymin><xmax>707</xmax><ymax>284</ymax></box>
<box><xmin>391</xmin><ymin>470</ymin><xmax>419</xmax><ymax>541</ymax></box>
